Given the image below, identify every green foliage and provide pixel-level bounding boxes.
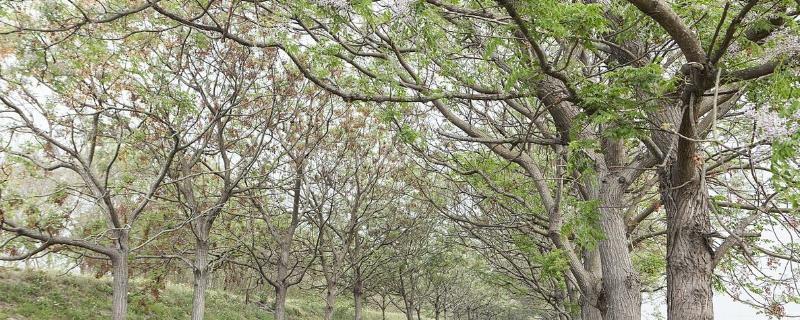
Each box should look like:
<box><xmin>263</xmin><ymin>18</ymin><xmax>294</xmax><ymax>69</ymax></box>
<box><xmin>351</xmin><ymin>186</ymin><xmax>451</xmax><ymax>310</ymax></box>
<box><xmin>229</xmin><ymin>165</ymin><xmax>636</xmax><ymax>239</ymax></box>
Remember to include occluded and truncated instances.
<box><xmin>562</xmin><ymin>199</ymin><xmax>604</xmax><ymax>249</ymax></box>
<box><xmin>398</xmin><ymin>125</ymin><xmax>418</xmax><ymax>143</ymax></box>
<box><xmin>579</xmin><ymin>63</ymin><xmax>665</xmax><ymax>139</ymax></box>
<box><xmin>634</xmin><ymin>249</ymin><xmax>666</xmax><ymax>288</ymax></box>
<box><xmin>533</xmin><ymin>249</ymin><xmax>570</xmax><ymax>284</ymax></box>
<box><xmin>511</xmin><ymin>233</ymin><xmax>568</xmax><ymax>285</ymax></box>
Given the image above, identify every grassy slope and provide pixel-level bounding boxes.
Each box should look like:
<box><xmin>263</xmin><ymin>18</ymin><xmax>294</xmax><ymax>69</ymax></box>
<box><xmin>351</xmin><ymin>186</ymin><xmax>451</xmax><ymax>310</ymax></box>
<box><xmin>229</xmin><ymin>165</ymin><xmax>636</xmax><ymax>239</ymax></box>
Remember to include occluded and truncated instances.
<box><xmin>0</xmin><ymin>267</ymin><xmax>407</xmax><ymax>320</ymax></box>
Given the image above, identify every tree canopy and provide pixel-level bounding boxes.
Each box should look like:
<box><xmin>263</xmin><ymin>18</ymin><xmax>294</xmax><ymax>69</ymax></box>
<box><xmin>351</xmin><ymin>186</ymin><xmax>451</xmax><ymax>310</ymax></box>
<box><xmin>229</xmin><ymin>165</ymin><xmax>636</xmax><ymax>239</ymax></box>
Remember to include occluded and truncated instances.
<box><xmin>1</xmin><ymin>0</ymin><xmax>799</xmax><ymax>319</ymax></box>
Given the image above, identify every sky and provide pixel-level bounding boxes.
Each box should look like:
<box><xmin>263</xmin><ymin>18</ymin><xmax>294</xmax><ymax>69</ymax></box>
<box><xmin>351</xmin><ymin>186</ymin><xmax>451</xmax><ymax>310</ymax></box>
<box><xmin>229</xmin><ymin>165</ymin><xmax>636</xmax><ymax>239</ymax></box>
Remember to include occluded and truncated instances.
<box><xmin>643</xmin><ymin>293</ymin><xmax>800</xmax><ymax>319</ymax></box>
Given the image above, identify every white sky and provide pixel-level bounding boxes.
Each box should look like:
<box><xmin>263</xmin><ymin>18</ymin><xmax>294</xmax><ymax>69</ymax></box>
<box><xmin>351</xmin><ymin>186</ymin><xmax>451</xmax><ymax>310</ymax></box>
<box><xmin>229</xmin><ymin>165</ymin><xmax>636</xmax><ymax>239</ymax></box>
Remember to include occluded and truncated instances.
<box><xmin>643</xmin><ymin>293</ymin><xmax>800</xmax><ymax>319</ymax></box>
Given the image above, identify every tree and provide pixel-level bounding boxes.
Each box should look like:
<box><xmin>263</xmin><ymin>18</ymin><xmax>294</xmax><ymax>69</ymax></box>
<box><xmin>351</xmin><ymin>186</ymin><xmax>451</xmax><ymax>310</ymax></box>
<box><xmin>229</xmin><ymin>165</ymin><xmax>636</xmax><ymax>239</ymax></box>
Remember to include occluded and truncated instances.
<box><xmin>0</xmin><ymin>43</ymin><xmax>192</xmax><ymax>319</ymax></box>
<box><xmin>2</xmin><ymin>0</ymin><xmax>800</xmax><ymax>319</ymax></box>
<box><xmin>224</xmin><ymin>81</ymin><xmax>332</xmax><ymax>320</ymax></box>
<box><xmin>158</xmin><ymin>40</ymin><xmax>278</xmax><ymax>320</ymax></box>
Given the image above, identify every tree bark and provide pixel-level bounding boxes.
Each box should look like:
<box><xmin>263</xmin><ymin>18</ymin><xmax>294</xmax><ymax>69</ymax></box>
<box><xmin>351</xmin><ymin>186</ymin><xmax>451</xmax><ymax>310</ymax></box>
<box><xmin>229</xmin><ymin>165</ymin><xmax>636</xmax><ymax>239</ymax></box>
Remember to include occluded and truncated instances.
<box><xmin>402</xmin><ymin>293</ymin><xmax>414</xmax><ymax>320</ymax></box>
<box><xmin>353</xmin><ymin>277</ymin><xmax>364</xmax><ymax>320</ymax></box>
<box><xmin>274</xmin><ymin>285</ymin><xmax>288</xmax><ymax>320</ymax></box>
<box><xmin>405</xmin><ymin>302</ymin><xmax>414</xmax><ymax>320</ymax></box>
<box><xmin>597</xmin><ymin>178</ymin><xmax>641</xmax><ymax>320</ymax></box>
<box><xmin>662</xmin><ymin>173</ymin><xmax>713</xmax><ymax>320</ymax></box>
<box><xmin>660</xmin><ymin>73</ymin><xmax>714</xmax><ymax>320</ymax></box>
<box><xmin>323</xmin><ymin>282</ymin><xmax>337</xmax><ymax>320</ymax></box>
<box><xmin>110</xmin><ymin>233</ymin><xmax>129</xmax><ymax>320</ymax></box>
<box><xmin>191</xmin><ymin>239</ymin><xmax>210</xmax><ymax>320</ymax></box>
<box><xmin>581</xmin><ymin>249</ymin><xmax>603</xmax><ymax>320</ymax></box>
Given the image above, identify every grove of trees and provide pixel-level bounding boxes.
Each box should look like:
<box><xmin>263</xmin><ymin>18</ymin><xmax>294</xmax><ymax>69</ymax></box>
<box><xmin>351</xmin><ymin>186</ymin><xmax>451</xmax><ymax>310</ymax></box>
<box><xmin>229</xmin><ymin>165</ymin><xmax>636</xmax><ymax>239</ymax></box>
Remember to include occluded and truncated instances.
<box><xmin>0</xmin><ymin>0</ymin><xmax>799</xmax><ymax>319</ymax></box>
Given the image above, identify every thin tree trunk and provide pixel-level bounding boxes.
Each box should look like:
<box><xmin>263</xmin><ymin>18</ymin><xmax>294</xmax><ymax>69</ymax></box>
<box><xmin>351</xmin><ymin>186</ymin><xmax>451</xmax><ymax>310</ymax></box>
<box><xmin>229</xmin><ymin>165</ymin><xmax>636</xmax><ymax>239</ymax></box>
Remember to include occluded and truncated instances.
<box><xmin>581</xmin><ymin>248</ymin><xmax>603</xmax><ymax>320</ymax></box>
<box><xmin>415</xmin><ymin>306</ymin><xmax>421</xmax><ymax>320</ymax></box>
<box><xmin>191</xmin><ymin>239</ymin><xmax>210</xmax><ymax>320</ymax></box>
<box><xmin>433</xmin><ymin>294</ymin><xmax>441</xmax><ymax>320</ymax></box>
<box><xmin>323</xmin><ymin>282</ymin><xmax>337</xmax><ymax>320</ymax></box>
<box><xmin>400</xmin><ymin>276</ymin><xmax>414</xmax><ymax>320</ymax></box>
<box><xmin>274</xmin><ymin>285</ymin><xmax>288</xmax><ymax>320</ymax></box>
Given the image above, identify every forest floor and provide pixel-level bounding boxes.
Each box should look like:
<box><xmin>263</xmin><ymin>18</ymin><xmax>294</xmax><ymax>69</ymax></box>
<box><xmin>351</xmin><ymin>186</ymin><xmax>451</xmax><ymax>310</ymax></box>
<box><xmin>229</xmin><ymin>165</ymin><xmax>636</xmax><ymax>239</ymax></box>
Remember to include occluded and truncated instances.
<box><xmin>0</xmin><ymin>267</ymin><xmax>409</xmax><ymax>320</ymax></box>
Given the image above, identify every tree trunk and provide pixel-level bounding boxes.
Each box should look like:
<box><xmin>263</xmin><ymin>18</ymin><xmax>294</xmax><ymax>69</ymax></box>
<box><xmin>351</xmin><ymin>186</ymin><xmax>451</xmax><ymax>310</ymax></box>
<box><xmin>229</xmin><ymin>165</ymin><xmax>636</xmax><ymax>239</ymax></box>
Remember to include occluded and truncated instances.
<box><xmin>581</xmin><ymin>248</ymin><xmax>603</xmax><ymax>320</ymax></box>
<box><xmin>660</xmin><ymin>82</ymin><xmax>714</xmax><ymax>320</ymax></box>
<box><xmin>274</xmin><ymin>285</ymin><xmax>288</xmax><ymax>320</ymax></box>
<box><xmin>415</xmin><ymin>306</ymin><xmax>421</xmax><ymax>320</ymax></box>
<box><xmin>111</xmin><ymin>254</ymin><xmax>129</xmax><ymax>320</ymax></box>
<box><xmin>404</xmin><ymin>299</ymin><xmax>414</xmax><ymax>320</ymax></box>
<box><xmin>662</xmin><ymin>174</ymin><xmax>713</xmax><ymax>320</ymax></box>
<box><xmin>400</xmin><ymin>277</ymin><xmax>414</xmax><ymax>320</ymax></box>
<box><xmin>191</xmin><ymin>239</ymin><xmax>210</xmax><ymax>320</ymax></box>
<box><xmin>433</xmin><ymin>294</ymin><xmax>441</xmax><ymax>320</ymax></box>
<box><xmin>596</xmin><ymin>178</ymin><xmax>641</xmax><ymax>320</ymax></box>
<box><xmin>274</xmin><ymin>235</ymin><xmax>291</xmax><ymax>320</ymax></box>
<box><xmin>110</xmin><ymin>230</ymin><xmax>129</xmax><ymax>320</ymax></box>
<box><xmin>323</xmin><ymin>282</ymin><xmax>337</xmax><ymax>320</ymax></box>
<box><xmin>353</xmin><ymin>278</ymin><xmax>364</xmax><ymax>320</ymax></box>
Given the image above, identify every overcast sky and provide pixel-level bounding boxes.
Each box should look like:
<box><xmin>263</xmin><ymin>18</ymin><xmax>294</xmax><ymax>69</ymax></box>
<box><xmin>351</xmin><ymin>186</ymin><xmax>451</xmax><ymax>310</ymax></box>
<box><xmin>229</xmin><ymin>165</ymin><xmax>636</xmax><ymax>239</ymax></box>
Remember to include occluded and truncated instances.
<box><xmin>643</xmin><ymin>293</ymin><xmax>800</xmax><ymax>319</ymax></box>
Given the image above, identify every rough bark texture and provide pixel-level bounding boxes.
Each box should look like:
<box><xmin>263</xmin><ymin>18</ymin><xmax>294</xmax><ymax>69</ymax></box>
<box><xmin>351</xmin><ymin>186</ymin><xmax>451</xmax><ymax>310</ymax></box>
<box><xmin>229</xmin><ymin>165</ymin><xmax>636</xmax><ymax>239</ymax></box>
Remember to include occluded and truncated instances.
<box><xmin>111</xmin><ymin>232</ymin><xmax>129</xmax><ymax>320</ymax></box>
<box><xmin>111</xmin><ymin>256</ymin><xmax>128</xmax><ymax>320</ymax></box>
<box><xmin>663</xmin><ymin>177</ymin><xmax>713</xmax><ymax>320</ymax></box>
<box><xmin>597</xmin><ymin>177</ymin><xmax>641</xmax><ymax>320</ymax></box>
<box><xmin>191</xmin><ymin>239</ymin><xmax>210</xmax><ymax>320</ymax></box>
<box><xmin>660</xmin><ymin>66</ymin><xmax>715</xmax><ymax>320</ymax></box>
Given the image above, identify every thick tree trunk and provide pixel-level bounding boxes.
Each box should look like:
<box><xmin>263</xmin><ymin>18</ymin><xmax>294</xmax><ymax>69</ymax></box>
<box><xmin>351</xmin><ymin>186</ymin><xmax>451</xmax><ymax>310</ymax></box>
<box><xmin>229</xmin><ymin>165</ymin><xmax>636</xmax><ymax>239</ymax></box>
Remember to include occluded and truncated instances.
<box><xmin>111</xmin><ymin>253</ymin><xmax>129</xmax><ymax>320</ymax></box>
<box><xmin>660</xmin><ymin>83</ymin><xmax>714</xmax><ymax>320</ymax></box>
<box><xmin>191</xmin><ymin>239</ymin><xmax>210</xmax><ymax>320</ymax></box>
<box><xmin>110</xmin><ymin>229</ymin><xmax>130</xmax><ymax>320</ymax></box>
<box><xmin>274</xmin><ymin>285</ymin><xmax>288</xmax><ymax>320</ymax></box>
<box><xmin>353</xmin><ymin>278</ymin><xmax>364</xmax><ymax>320</ymax></box>
<box><xmin>662</xmin><ymin>175</ymin><xmax>713</xmax><ymax>320</ymax></box>
<box><xmin>596</xmin><ymin>179</ymin><xmax>641</xmax><ymax>320</ymax></box>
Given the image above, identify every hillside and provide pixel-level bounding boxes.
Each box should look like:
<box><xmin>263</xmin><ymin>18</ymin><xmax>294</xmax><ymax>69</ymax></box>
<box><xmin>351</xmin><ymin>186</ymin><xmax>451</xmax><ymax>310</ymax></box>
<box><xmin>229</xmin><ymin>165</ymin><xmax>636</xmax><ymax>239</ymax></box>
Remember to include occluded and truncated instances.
<box><xmin>0</xmin><ymin>268</ymin><xmax>408</xmax><ymax>320</ymax></box>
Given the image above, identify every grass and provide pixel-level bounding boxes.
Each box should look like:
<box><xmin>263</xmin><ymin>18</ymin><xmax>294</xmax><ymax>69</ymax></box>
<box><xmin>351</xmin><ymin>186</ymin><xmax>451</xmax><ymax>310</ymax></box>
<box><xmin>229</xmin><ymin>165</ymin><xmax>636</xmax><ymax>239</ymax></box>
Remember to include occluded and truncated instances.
<box><xmin>0</xmin><ymin>267</ymin><xmax>409</xmax><ymax>320</ymax></box>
